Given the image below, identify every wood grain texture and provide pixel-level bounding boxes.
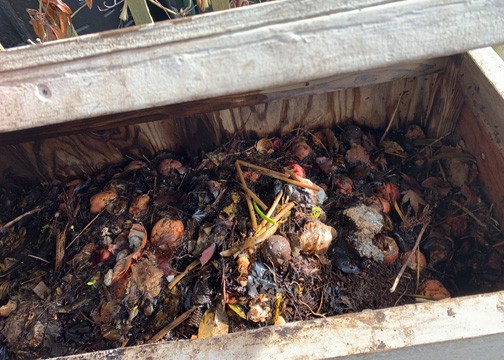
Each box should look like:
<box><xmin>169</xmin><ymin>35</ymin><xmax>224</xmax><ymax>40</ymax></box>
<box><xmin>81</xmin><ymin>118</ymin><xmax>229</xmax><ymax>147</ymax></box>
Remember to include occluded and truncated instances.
<box><xmin>0</xmin><ymin>71</ymin><xmax>444</xmax><ymax>183</ymax></box>
<box><xmin>456</xmin><ymin>106</ymin><xmax>504</xmax><ymax>228</ymax></box>
<box><xmin>1</xmin><ymin>0</ymin><xmax>504</xmax><ymax>133</ymax></box>
<box><xmin>0</xmin><ymin>58</ymin><xmax>447</xmax><ymax>145</ymax></box>
<box><xmin>456</xmin><ymin>48</ymin><xmax>504</xmax><ymax>226</ymax></box>
<box><xmin>55</xmin><ymin>292</ymin><xmax>504</xmax><ymax>360</ymax></box>
<box><xmin>213</xmin><ymin>72</ymin><xmax>445</xmax><ymax>138</ymax></box>
<box><xmin>427</xmin><ymin>57</ymin><xmax>464</xmax><ymax>137</ymax></box>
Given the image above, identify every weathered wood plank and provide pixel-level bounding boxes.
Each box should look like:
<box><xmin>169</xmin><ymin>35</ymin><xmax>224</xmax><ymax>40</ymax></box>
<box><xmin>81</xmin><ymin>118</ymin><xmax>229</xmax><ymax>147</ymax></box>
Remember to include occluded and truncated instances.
<box><xmin>456</xmin><ymin>47</ymin><xmax>504</xmax><ymax>227</ymax></box>
<box><xmin>1</xmin><ymin>0</ymin><xmax>503</xmax><ymax>134</ymax></box>
<box><xmin>427</xmin><ymin>57</ymin><xmax>464</xmax><ymax>137</ymax></box>
<box><xmin>0</xmin><ymin>58</ymin><xmax>447</xmax><ymax>145</ymax></box>
<box><xmin>0</xmin><ymin>71</ymin><xmax>444</xmax><ymax>183</ymax></box>
<box><xmin>56</xmin><ymin>292</ymin><xmax>504</xmax><ymax>360</ymax></box>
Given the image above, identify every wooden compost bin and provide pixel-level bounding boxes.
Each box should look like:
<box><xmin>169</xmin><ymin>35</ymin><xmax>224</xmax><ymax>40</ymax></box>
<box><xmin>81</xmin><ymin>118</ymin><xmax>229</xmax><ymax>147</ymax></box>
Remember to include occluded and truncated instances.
<box><xmin>1</xmin><ymin>0</ymin><xmax>504</xmax><ymax>359</ymax></box>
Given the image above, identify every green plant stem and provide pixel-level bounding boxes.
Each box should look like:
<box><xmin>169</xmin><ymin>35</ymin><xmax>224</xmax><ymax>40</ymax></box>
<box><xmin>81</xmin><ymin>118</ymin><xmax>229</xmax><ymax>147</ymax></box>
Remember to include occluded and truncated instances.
<box><xmin>253</xmin><ymin>200</ymin><xmax>275</xmax><ymax>224</ymax></box>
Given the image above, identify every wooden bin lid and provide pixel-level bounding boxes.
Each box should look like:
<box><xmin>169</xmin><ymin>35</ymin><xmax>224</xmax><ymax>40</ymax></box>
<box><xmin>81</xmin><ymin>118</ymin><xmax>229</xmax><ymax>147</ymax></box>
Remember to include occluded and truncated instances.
<box><xmin>1</xmin><ymin>0</ymin><xmax>504</xmax><ymax>137</ymax></box>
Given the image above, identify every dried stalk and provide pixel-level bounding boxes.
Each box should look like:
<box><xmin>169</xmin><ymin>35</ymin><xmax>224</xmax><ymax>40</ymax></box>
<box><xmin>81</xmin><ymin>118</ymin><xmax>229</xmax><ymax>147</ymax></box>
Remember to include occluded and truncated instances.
<box><xmin>284</xmin><ymin>167</ymin><xmax>302</xmax><ymax>182</ymax></box>
<box><xmin>257</xmin><ymin>202</ymin><xmax>295</xmax><ymax>236</ymax></box>
<box><xmin>245</xmin><ymin>194</ymin><xmax>258</xmax><ymax>231</ymax></box>
<box><xmin>235</xmin><ymin>161</ymin><xmax>267</xmax><ymax>210</ymax></box>
<box><xmin>237</xmin><ymin>160</ymin><xmax>320</xmax><ymax>191</ymax></box>
<box><xmin>54</xmin><ymin>223</ymin><xmax>69</xmax><ymax>272</ymax></box>
<box><xmin>221</xmin><ymin>202</ymin><xmax>295</xmax><ymax>257</ymax></box>
<box><xmin>27</xmin><ymin>254</ymin><xmax>50</xmax><ymax>264</ymax></box>
<box><xmin>451</xmin><ymin>200</ymin><xmax>487</xmax><ymax>229</ymax></box>
<box><xmin>220</xmin><ymin>222</ymin><xmax>280</xmax><ymax>258</ymax></box>
<box><xmin>390</xmin><ymin>222</ymin><xmax>429</xmax><ymax>293</ymax></box>
<box><xmin>66</xmin><ymin>210</ymin><xmax>104</xmax><ymax>249</ymax></box>
<box><xmin>379</xmin><ymin>91</ymin><xmax>404</xmax><ymax>146</ymax></box>
<box><xmin>2</xmin><ymin>207</ymin><xmax>44</xmax><ymax>229</ymax></box>
<box><xmin>237</xmin><ymin>160</ymin><xmax>289</xmax><ymax>179</ymax></box>
<box><xmin>256</xmin><ymin>191</ymin><xmax>283</xmax><ymax>233</ymax></box>
<box><xmin>168</xmin><ymin>260</ymin><xmax>200</xmax><ymax>290</ymax></box>
<box><xmin>148</xmin><ymin>307</ymin><xmax>197</xmax><ymax>343</ymax></box>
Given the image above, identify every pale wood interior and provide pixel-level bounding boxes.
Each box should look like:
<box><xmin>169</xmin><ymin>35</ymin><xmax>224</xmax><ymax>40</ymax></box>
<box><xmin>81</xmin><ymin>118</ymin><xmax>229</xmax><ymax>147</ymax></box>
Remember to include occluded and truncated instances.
<box><xmin>0</xmin><ymin>67</ymin><xmax>450</xmax><ymax>184</ymax></box>
<box><xmin>0</xmin><ymin>48</ymin><xmax>504</xmax><ymax>359</ymax></box>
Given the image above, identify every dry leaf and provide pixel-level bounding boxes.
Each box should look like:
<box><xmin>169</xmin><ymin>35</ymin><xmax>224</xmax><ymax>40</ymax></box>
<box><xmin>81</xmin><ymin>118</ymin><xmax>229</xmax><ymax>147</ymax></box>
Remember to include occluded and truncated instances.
<box><xmin>197</xmin><ymin>307</ymin><xmax>229</xmax><ymax>339</ymax></box>
<box><xmin>382</xmin><ymin>141</ymin><xmax>407</xmax><ymax>158</ymax></box>
<box><xmin>196</xmin><ymin>0</ymin><xmax>210</xmax><ymax>12</ymax></box>
<box><xmin>32</xmin><ymin>281</ymin><xmax>50</xmax><ymax>299</ymax></box>
<box><xmin>401</xmin><ymin>189</ymin><xmax>427</xmax><ymax>214</ymax></box>
<box><xmin>128</xmin><ymin>194</ymin><xmax>150</xmax><ymax>218</ymax></box>
<box><xmin>129</xmin><ymin>254</ymin><xmax>164</xmax><ymax>300</ymax></box>
<box><xmin>27</xmin><ymin>0</ymin><xmax>73</xmax><ymax>41</ymax></box>
<box><xmin>111</xmin><ymin>254</ymin><xmax>132</xmax><ymax>282</ymax></box>
<box><xmin>129</xmin><ymin>223</ymin><xmax>148</xmax><ymax>259</ymax></box>
<box><xmin>199</xmin><ymin>243</ymin><xmax>216</xmax><ymax>266</ymax></box>
<box><xmin>227</xmin><ymin>303</ymin><xmax>247</xmax><ymax>320</ymax></box>
<box><xmin>85</xmin><ymin>0</ymin><xmax>93</xmax><ymax>8</ymax></box>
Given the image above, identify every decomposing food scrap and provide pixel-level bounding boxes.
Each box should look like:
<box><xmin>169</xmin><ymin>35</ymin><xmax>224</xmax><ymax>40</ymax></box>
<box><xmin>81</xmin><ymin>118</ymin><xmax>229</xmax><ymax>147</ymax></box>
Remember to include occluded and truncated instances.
<box><xmin>0</xmin><ymin>123</ymin><xmax>502</xmax><ymax>358</ymax></box>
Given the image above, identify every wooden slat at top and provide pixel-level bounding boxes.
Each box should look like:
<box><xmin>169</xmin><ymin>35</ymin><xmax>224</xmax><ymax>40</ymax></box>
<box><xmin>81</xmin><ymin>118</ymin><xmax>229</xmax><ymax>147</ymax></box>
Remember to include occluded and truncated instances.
<box><xmin>1</xmin><ymin>0</ymin><xmax>504</xmax><ymax>134</ymax></box>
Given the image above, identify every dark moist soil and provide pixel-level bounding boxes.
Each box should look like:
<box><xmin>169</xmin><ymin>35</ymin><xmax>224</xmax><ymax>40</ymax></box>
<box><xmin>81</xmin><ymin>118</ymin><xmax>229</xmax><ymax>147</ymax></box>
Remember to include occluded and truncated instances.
<box><xmin>0</xmin><ymin>123</ymin><xmax>503</xmax><ymax>359</ymax></box>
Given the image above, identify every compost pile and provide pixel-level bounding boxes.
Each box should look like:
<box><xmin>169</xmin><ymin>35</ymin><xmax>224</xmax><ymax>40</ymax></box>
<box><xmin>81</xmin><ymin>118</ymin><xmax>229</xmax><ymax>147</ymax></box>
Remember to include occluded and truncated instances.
<box><xmin>0</xmin><ymin>124</ymin><xmax>503</xmax><ymax>358</ymax></box>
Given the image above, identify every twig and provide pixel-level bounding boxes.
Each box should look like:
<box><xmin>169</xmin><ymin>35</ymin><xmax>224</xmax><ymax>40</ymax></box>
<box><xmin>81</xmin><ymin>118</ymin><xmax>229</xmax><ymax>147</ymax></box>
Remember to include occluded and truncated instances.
<box><xmin>2</xmin><ymin>207</ymin><xmax>44</xmax><ymax>228</ymax></box>
<box><xmin>237</xmin><ymin>160</ymin><xmax>287</xmax><ymax>179</ymax></box>
<box><xmin>221</xmin><ymin>222</ymin><xmax>280</xmax><ymax>258</ymax></box>
<box><xmin>27</xmin><ymin>254</ymin><xmax>51</xmax><ymax>264</ymax></box>
<box><xmin>237</xmin><ymin>160</ymin><xmax>320</xmax><ymax>191</ymax></box>
<box><xmin>256</xmin><ymin>191</ymin><xmax>283</xmax><ymax>233</ymax></box>
<box><xmin>221</xmin><ymin>202</ymin><xmax>295</xmax><ymax>257</ymax></box>
<box><xmin>492</xmin><ymin>239</ymin><xmax>504</xmax><ymax>249</ymax></box>
<box><xmin>390</xmin><ymin>222</ymin><xmax>429</xmax><ymax>293</ymax></box>
<box><xmin>55</xmin><ymin>223</ymin><xmax>69</xmax><ymax>272</ymax></box>
<box><xmin>245</xmin><ymin>194</ymin><xmax>258</xmax><ymax>231</ymax></box>
<box><xmin>299</xmin><ymin>299</ymin><xmax>326</xmax><ymax>318</ymax></box>
<box><xmin>255</xmin><ymin>202</ymin><xmax>295</xmax><ymax>238</ymax></box>
<box><xmin>148</xmin><ymin>307</ymin><xmax>197</xmax><ymax>343</ymax></box>
<box><xmin>379</xmin><ymin>91</ymin><xmax>404</xmax><ymax>146</ymax></box>
<box><xmin>168</xmin><ymin>260</ymin><xmax>200</xmax><ymax>290</ymax></box>
<box><xmin>235</xmin><ymin>161</ymin><xmax>268</xmax><ymax>210</ymax></box>
<box><xmin>284</xmin><ymin>167</ymin><xmax>302</xmax><ymax>182</ymax></box>
<box><xmin>451</xmin><ymin>200</ymin><xmax>487</xmax><ymax>229</ymax></box>
<box><xmin>66</xmin><ymin>210</ymin><xmax>104</xmax><ymax>249</ymax></box>
<box><xmin>393</xmin><ymin>201</ymin><xmax>407</xmax><ymax>223</ymax></box>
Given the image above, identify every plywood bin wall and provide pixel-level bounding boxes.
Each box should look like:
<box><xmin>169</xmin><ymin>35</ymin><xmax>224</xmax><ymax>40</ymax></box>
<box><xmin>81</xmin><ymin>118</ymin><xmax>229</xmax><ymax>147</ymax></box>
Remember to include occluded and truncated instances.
<box><xmin>1</xmin><ymin>0</ymin><xmax>504</xmax><ymax>359</ymax></box>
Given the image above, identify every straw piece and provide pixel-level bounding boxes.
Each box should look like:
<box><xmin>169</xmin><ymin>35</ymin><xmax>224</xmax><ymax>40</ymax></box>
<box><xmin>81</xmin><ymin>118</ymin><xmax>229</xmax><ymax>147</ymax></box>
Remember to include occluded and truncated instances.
<box><xmin>237</xmin><ymin>160</ymin><xmax>320</xmax><ymax>191</ymax></box>
<box><xmin>148</xmin><ymin>307</ymin><xmax>197</xmax><ymax>343</ymax></box>
<box><xmin>168</xmin><ymin>260</ymin><xmax>200</xmax><ymax>290</ymax></box>
<box><xmin>245</xmin><ymin>194</ymin><xmax>258</xmax><ymax>231</ymax></box>
<box><xmin>235</xmin><ymin>161</ymin><xmax>268</xmax><ymax>210</ymax></box>
<box><xmin>390</xmin><ymin>222</ymin><xmax>429</xmax><ymax>293</ymax></box>
<box><xmin>221</xmin><ymin>202</ymin><xmax>295</xmax><ymax>257</ymax></box>
<box><xmin>256</xmin><ymin>191</ymin><xmax>283</xmax><ymax>233</ymax></box>
<box><xmin>284</xmin><ymin>167</ymin><xmax>302</xmax><ymax>182</ymax></box>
